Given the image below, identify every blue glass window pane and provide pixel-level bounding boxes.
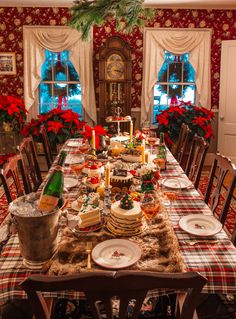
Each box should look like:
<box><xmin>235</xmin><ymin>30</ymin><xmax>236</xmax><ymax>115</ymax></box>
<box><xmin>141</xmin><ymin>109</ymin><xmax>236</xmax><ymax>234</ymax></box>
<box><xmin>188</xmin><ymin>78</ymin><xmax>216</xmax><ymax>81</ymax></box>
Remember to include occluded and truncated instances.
<box><xmin>41</xmin><ymin>60</ymin><xmax>52</xmax><ymax>81</ymax></box>
<box><xmin>39</xmin><ymin>83</ymin><xmax>52</xmax><ymax>105</ymax></box>
<box><xmin>68</xmin><ymin>61</ymin><xmax>80</xmax><ymax>81</ymax></box>
<box><xmin>54</xmin><ymin>62</ymin><xmax>67</xmax><ymax>81</ymax></box>
<box><xmin>169</xmin><ymin>62</ymin><xmax>182</xmax><ymax>82</ymax></box>
<box><xmin>168</xmin><ymin>84</ymin><xmax>182</xmax><ymax>103</ymax></box>
<box><xmin>183</xmin><ymin>62</ymin><xmax>195</xmax><ymax>83</ymax></box>
<box><xmin>183</xmin><ymin>85</ymin><xmax>195</xmax><ymax>103</ymax></box>
<box><xmin>68</xmin><ymin>84</ymin><xmax>81</xmax><ymax>98</ymax></box>
<box><xmin>154</xmin><ymin>84</ymin><xmax>168</xmax><ymax>106</ymax></box>
<box><xmin>53</xmin><ymin>83</ymin><xmax>67</xmax><ymax>105</ymax></box>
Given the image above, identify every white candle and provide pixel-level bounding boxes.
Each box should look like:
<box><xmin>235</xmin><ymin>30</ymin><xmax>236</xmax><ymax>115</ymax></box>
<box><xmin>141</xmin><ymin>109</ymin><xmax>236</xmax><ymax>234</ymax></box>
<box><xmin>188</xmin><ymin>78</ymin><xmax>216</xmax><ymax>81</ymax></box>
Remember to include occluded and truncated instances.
<box><xmin>105</xmin><ymin>162</ymin><xmax>110</xmax><ymax>187</ymax></box>
<box><xmin>130</xmin><ymin>120</ymin><xmax>133</xmax><ymax>142</ymax></box>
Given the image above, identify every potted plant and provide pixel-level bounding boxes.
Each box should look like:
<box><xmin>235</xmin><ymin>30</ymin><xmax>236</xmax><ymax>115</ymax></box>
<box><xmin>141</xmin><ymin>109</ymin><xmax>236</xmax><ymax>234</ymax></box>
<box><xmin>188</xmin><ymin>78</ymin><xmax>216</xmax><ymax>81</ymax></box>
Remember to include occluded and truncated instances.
<box><xmin>0</xmin><ymin>95</ymin><xmax>27</xmax><ymax>132</ymax></box>
<box><xmin>21</xmin><ymin>106</ymin><xmax>85</xmax><ymax>151</ymax></box>
<box><xmin>155</xmin><ymin>101</ymin><xmax>214</xmax><ymax>148</ymax></box>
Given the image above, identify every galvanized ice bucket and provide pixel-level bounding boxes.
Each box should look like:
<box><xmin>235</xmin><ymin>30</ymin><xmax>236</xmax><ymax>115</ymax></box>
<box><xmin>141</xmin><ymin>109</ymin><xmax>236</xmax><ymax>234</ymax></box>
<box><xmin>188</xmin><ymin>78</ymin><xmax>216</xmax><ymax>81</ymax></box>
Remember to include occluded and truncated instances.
<box><xmin>9</xmin><ymin>193</ymin><xmax>60</xmax><ymax>268</ymax></box>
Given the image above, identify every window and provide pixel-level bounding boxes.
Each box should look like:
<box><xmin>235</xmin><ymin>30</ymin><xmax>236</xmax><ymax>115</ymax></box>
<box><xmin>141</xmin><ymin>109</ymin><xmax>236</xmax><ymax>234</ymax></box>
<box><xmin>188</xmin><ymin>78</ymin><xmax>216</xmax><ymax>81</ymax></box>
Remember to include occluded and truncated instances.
<box><xmin>153</xmin><ymin>51</ymin><xmax>196</xmax><ymax>122</ymax></box>
<box><xmin>39</xmin><ymin>49</ymin><xmax>82</xmax><ymax>118</ymax></box>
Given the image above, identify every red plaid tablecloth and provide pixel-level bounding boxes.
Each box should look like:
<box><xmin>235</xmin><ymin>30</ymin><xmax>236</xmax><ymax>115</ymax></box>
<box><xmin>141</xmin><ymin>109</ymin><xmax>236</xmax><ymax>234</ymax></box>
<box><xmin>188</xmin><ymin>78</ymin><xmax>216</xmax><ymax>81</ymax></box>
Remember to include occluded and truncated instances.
<box><xmin>0</xmin><ymin>141</ymin><xmax>235</xmax><ymax>303</ymax></box>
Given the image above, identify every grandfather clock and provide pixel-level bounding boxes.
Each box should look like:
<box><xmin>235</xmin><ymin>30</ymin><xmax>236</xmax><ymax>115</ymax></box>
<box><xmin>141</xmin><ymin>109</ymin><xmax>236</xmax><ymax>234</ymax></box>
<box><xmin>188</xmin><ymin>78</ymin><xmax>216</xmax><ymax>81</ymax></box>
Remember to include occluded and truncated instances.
<box><xmin>98</xmin><ymin>36</ymin><xmax>132</xmax><ymax>124</ymax></box>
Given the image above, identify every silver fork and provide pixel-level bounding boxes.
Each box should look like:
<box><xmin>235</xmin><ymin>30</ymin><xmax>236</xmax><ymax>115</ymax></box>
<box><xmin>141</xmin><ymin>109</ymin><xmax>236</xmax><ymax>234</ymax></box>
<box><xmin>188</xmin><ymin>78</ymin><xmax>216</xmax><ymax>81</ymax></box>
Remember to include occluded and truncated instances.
<box><xmin>86</xmin><ymin>242</ymin><xmax>93</xmax><ymax>270</ymax></box>
<box><xmin>183</xmin><ymin>240</ymin><xmax>219</xmax><ymax>246</ymax></box>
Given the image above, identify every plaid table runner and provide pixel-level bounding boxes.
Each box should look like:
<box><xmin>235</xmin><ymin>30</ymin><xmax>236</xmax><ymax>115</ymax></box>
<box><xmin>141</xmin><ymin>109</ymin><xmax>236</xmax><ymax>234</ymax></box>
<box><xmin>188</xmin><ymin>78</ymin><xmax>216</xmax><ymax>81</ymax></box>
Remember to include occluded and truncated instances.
<box><xmin>0</xmin><ymin>141</ymin><xmax>235</xmax><ymax>303</ymax></box>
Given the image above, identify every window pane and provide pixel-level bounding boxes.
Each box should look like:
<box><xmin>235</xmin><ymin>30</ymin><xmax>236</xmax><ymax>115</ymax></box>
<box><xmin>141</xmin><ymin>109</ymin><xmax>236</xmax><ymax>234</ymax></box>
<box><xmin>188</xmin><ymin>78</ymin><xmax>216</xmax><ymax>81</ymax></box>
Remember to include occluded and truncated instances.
<box><xmin>168</xmin><ymin>84</ymin><xmax>182</xmax><ymax>104</ymax></box>
<box><xmin>68</xmin><ymin>61</ymin><xmax>80</xmax><ymax>81</ymax></box>
<box><xmin>183</xmin><ymin>85</ymin><xmax>195</xmax><ymax>103</ymax></box>
<box><xmin>158</xmin><ymin>61</ymin><xmax>168</xmax><ymax>82</ymax></box>
<box><xmin>54</xmin><ymin>62</ymin><xmax>67</xmax><ymax>81</ymax></box>
<box><xmin>53</xmin><ymin>83</ymin><xmax>67</xmax><ymax>105</ymax></box>
<box><xmin>154</xmin><ymin>84</ymin><xmax>168</xmax><ymax>106</ymax></box>
<box><xmin>169</xmin><ymin>62</ymin><xmax>182</xmax><ymax>82</ymax></box>
<box><xmin>183</xmin><ymin>62</ymin><xmax>195</xmax><ymax>83</ymax></box>
<box><xmin>39</xmin><ymin>83</ymin><xmax>52</xmax><ymax>105</ymax></box>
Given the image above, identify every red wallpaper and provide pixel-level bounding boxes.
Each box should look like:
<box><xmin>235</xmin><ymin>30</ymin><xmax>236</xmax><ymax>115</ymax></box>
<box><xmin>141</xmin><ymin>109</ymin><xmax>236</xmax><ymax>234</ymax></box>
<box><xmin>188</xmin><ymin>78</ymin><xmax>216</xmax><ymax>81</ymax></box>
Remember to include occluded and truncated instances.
<box><xmin>0</xmin><ymin>7</ymin><xmax>236</xmax><ymax>111</ymax></box>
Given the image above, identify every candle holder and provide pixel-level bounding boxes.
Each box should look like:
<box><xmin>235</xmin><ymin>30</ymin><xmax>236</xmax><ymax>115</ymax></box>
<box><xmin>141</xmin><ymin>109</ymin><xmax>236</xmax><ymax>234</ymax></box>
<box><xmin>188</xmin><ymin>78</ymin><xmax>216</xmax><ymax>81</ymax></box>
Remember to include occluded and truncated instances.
<box><xmin>104</xmin><ymin>185</ymin><xmax>112</xmax><ymax>209</ymax></box>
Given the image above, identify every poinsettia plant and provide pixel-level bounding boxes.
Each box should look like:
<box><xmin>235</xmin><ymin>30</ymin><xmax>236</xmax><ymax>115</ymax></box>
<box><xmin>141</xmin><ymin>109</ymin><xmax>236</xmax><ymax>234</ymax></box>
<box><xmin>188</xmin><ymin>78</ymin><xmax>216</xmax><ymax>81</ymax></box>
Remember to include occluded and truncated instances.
<box><xmin>82</xmin><ymin>124</ymin><xmax>107</xmax><ymax>149</ymax></box>
<box><xmin>156</xmin><ymin>101</ymin><xmax>214</xmax><ymax>147</ymax></box>
<box><xmin>21</xmin><ymin>106</ymin><xmax>85</xmax><ymax>145</ymax></box>
<box><xmin>0</xmin><ymin>95</ymin><xmax>27</xmax><ymax>132</ymax></box>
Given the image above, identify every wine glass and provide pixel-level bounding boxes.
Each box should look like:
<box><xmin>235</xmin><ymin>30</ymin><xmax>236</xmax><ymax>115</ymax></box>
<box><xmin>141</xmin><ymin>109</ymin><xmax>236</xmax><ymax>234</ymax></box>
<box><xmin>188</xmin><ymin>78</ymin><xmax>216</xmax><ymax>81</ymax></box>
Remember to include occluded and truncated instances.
<box><xmin>140</xmin><ymin>190</ymin><xmax>160</xmax><ymax>226</ymax></box>
<box><xmin>79</xmin><ymin>141</ymin><xmax>90</xmax><ymax>154</ymax></box>
<box><xmin>147</xmin><ymin>131</ymin><xmax>157</xmax><ymax>156</ymax></box>
<box><xmin>70</xmin><ymin>154</ymin><xmax>85</xmax><ymax>183</ymax></box>
<box><xmin>142</xmin><ymin>120</ymin><xmax>150</xmax><ymax>135</ymax></box>
<box><xmin>161</xmin><ymin>177</ymin><xmax>181</xmax><ymax>214</ymax></box>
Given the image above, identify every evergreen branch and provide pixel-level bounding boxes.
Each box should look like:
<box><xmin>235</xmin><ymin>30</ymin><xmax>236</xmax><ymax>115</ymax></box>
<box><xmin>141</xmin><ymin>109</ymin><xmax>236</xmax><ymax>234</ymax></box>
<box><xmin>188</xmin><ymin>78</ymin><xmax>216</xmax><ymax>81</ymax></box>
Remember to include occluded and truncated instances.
<box><xmin>68</xmin><ymin>0</ymin><xmax>155</xmax><ymax>41</ymax></box>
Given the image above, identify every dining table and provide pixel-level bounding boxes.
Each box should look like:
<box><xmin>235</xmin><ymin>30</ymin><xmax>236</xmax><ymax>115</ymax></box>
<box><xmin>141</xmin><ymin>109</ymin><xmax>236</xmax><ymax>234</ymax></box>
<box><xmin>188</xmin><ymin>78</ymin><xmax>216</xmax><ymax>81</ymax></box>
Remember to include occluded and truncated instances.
<box><xmin>0</xmin><ymin>138</ymin><xmax>235</xmax><ymax>304</ymax></box>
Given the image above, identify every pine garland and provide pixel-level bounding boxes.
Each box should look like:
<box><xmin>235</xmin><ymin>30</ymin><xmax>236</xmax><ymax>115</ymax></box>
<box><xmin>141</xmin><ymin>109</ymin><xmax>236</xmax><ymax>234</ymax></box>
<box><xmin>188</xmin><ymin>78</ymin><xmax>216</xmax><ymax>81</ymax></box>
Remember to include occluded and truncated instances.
<box><xmin>69</xmin><ymin>0</ymin><xmax>155</xmax><ymax>41</ymax></box>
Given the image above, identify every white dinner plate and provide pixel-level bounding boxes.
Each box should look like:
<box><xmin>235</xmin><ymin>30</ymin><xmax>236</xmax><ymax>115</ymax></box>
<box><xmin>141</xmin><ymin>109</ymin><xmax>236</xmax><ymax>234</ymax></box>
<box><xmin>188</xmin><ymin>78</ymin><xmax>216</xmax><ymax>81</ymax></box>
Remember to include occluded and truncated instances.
<box><xmin>120</xmin><ymin>154</ymin><xmax>141</xmax><ymax>163</ymax></box>
<box><xmin>64</xmin><ymin>177</ymin><xmax>78</xmax><ymax>189</ymax></box>
<box><xmin>179</xmin><ymin>214</ymin><xmax>222</xmax><ymax>237</ymax></box>
<box><xmin>161</xmin><ymin>177</ymin><xmax>192</xmax><ymax>189</ymax></box>
<box><xmin>67</xmin><ymin>141</ymin><xmax>81</xmax><ymax>147</ymax></box>
<box><xmin>92</xmin><ymin>239</ymin><xmax>142</xmax><ymax>269</ymax></box>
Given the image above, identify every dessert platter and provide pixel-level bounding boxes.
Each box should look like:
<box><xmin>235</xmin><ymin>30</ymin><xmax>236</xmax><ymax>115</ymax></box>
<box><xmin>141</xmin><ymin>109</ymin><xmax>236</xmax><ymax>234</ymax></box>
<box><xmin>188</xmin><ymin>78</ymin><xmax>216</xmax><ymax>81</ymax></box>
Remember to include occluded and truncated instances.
<box><xmin>106</xmin><ymin>194</ymin><xmax>144</xmax><ymax>236</ymax></box>
<box><xmin>120</xmin><ymin>148</ymin><xmax>142</xmax><ymax>162</ymax></box>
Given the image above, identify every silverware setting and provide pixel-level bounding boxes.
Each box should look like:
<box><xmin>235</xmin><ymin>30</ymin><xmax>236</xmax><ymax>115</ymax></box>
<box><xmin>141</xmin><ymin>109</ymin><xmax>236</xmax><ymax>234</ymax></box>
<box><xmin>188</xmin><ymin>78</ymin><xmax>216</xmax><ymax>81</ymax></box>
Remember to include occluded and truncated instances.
<box><xmin>86</xmin><ymin>242</ymin><xmax>93</xmax><ymax>270</ymax></box>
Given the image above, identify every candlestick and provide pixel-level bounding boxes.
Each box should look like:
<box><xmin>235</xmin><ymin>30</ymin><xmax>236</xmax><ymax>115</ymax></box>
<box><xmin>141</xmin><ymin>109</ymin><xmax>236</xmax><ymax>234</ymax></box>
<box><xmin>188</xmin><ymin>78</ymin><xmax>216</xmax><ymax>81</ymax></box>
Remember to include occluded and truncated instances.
<box><xmin>141</xmin><ymin>144</ymin><xmax>145</xmax><ymax>164</ymax></box>
<box><xmin>130</xmin><ymin>120</ymin><xmax>133</xmax><ymax>142</ymax></box>
<box><xmin>105</xmin><ymin>162</ymin><xmax>110</xmax><ymax>188</ymax></box>
<box><xmin>92</xmin><ymin>129</ymin><xmax>96</xmax><ymax>157</ymax></box>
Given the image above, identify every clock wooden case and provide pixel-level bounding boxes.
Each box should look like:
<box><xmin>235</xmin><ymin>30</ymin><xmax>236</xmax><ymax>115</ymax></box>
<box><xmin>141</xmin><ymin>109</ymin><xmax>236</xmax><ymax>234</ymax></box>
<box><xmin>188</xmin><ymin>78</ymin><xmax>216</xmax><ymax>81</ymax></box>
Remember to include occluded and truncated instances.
<box><xmin>98</xmin><ymin>36</ymin><xmax>132</xmax><ymax>124</ymax></box>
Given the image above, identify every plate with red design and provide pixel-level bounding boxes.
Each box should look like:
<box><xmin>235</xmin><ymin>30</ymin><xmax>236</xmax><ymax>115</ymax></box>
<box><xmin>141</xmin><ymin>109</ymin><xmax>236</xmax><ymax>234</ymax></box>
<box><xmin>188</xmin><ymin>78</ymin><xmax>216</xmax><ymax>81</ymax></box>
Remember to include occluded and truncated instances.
<box><xmin>179</xmin><ymin>214</ymin><xmax>222</xmax><ymax>237</ymax></box>
<box><xmin>92</xmin><ymin>239</ymin><xmax>142</xmax><ymax>269</ymax></box>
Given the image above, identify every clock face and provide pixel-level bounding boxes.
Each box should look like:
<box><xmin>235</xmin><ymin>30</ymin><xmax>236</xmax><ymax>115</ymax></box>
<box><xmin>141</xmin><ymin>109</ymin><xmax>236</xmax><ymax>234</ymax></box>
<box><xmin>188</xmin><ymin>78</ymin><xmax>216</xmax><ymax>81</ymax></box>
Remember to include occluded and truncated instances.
<box><xmin>106</xmin><ymin>54</ymin><xmax>125</xmax><ymax>80</ymax></box>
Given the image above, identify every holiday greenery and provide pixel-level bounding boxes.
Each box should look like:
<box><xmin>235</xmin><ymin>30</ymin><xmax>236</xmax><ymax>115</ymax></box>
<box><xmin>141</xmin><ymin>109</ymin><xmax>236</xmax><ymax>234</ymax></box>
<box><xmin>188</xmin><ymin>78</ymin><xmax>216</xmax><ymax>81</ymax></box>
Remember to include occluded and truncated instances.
<box><xmin>120</xmin><ymin>193</ymin><xmax>134</xmax><ymax>210</ymax></box>
<box><xmin>156</xmin><ymin>101</ymin><xmax>214</xmax><ymax>148</ymax></box>
<box><xmin>69</xmin><ymin>0</ymin><xmax>155</xmax><ymax>41</ymax></box>
<box><xmin>0</xmin><ymin>95</ymin><xmax>27</xmax><ymax>132</ymax></box>
<box><xmin>21</xmin><ymin>106</ymin><xmax>85</xmax><ymax>145</ymax></box>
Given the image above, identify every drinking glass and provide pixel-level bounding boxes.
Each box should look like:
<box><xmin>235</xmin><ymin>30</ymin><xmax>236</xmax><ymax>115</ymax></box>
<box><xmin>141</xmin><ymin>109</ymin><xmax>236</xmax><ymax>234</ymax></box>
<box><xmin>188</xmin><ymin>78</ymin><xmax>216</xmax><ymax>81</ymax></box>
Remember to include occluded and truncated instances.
<box><xmin>147</xmin><ymin>131</ymin><xmax>157</xmax><ymax>155</ymax></box>
<box><xmin>161</xmin><ymin>177</ymin><xmax>181</xmax><ymax>214</ymax></box>
<box><xmin>140</xmin><ymin>190</ymin><xmax>160</xmax><ymax>226</ymax></box>
<box><xmin>142</xmin><ymin>120</ymin><xmax>150</xmax><ymax>135</ymax></box>
<box><xmin>79</xmin><ymin>141</ymin><xmax>90</xmax><ymax>154</ymax></box>
<box><xmin>70</xmin><ymin>154</ymin><xmax>85</xmax><ymax>183</ymax></box>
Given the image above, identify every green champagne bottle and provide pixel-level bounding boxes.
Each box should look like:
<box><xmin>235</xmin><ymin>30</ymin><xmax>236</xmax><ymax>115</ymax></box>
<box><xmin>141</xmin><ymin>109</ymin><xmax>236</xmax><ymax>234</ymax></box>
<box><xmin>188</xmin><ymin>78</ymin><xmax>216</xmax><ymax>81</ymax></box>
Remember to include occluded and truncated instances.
<box><xmin>157</xmin><ymin>133</ymin><xmax>166</xmax><ymax>170</ymax></box>
<box><xmin>38</xmin><ymin>151</ymin><xmax>67</xmax><ymax>213</ymax></box>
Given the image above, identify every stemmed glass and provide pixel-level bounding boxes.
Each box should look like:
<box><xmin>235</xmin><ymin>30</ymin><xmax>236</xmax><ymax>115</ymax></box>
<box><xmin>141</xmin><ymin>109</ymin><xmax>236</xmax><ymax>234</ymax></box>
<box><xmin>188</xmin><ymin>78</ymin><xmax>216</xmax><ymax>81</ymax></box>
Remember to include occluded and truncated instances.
<box><xmin>161</xmin><ymin>177</ymin><xmax>181</xmax><ymax>214</ymax></box>
<box><xmin>147</xmin><ymin>131</ymin><xmax>157</xmax><ymax>156</ymax></box>
<box><xmin>140</xmin><ymin>190</ymin><xmax>160</xmax><ymax>226</ymax></box>
<box><xmin>142</xmin><ymin>120</ymin><xmax>150</xmax><ymax>135</ymax></box>
<box><xmin>70</xmin><ymin>154</ymin><xmax>85</xmax><ymax>184</ymax></box>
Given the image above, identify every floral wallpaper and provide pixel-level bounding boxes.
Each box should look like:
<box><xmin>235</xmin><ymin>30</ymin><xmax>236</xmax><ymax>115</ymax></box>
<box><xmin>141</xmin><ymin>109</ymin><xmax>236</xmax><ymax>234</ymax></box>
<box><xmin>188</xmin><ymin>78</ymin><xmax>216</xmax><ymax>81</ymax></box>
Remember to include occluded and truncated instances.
<box><xmin>1</xmin><ymin>7</ymin><xmax>236</xmax><ymax>112</ymax></box>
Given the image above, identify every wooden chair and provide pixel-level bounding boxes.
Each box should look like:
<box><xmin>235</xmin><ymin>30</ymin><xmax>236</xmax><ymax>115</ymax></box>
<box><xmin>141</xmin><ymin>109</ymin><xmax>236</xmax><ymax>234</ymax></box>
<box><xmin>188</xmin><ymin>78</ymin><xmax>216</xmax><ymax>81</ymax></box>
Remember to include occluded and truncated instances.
<box><xmin>232</xmin><ymin>224</ymin><xmax>236</xmax><ymax>246</ymax></box>
<box><xmin>173</xmin><ymin>123</ymin><xmax>191</xmax><ymax>168</ymax></box>
<box><xmin>204</xmin><ymin>153</ymin><xmax>236</xmax><ymax>230</ymax></box>
<box><xmin>0</xmin><ymin>154</ymin><xmax>30</xmax><ymax>204</ymax></box>
<box><xmin>185</xmin><ymin>135</ymin><xmax>209</xmax><ymax>189</ymax></box>
<box><xmin>18</xmin><ymin>137</ymin><xmax>42</xmax><ymax>192</ymax></box>
<box><xmin>20</xmin><ymin>270</ymin><xmax>207</xmax><ymax>319</ymax></box>
<box><xmin>39</xmin><ymin>125</ymin><xmax>53</xmax><ymax>171</ymax></box>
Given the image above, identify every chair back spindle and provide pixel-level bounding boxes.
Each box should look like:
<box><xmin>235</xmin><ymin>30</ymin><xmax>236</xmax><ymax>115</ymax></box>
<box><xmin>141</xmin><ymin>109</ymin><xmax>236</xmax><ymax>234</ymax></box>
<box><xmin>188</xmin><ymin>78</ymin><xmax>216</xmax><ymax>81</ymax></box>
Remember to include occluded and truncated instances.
<box><xmin>0</xmin><ymin>154</ymin><xmax>30</xmax><ymax>204</ymax></box>
<box><xmin>18</xmin><ymin>137</ymin><xmax>42</xmax><ymax>192</ymax></box>
<box><xmin>185</xmin><ymin>135</ymin><xmax>209</xmax><ymax>189</ymax></box>
<box><xmin>20</xmin><ymin>271</ymin><xmax>207</xmax><ymax>319</ymax></box>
